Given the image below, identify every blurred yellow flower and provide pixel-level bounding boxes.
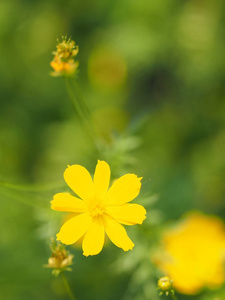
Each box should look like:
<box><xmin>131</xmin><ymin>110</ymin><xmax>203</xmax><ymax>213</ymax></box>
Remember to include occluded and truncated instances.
<box><xmin>51</xmin><ymin>160</ymin><xmax>146</xmax><ymax>256</ymax></box>
<box><xmin>155</xmin><ymin>212</ymin><xmax>225</xmax><ymax>294</ymax></box>
<box><xmin>50</xmin><ymin>37</ymin><xmax>79</xmax><ymax>77</ymax></box>
<box><xmin>88</xmin><ymin>47</ymin><xmax>127</xmax><ymax>91</ymax></box>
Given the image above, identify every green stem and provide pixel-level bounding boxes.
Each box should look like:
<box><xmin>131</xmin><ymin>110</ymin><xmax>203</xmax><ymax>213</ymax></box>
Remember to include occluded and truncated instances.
<box><xmin>0</xmin><ymin>187</ymin><xmax>48</xmax><ymax>209</ymax></box>
<box><xmin>0</xmin><ymin>181</ymin><xmax>64</xmax><ymax>192</ymax></box>
<box><xmin>71</xmin><ymin>80</ymin><xmax>104</xmax><ymax>146</ymax></box>
<box><xmin>61</xmin><ymin>272</ymin><xmax>76</xmax><ymax>300</ymax></box>
<box><xmin>0</xmin><ymin>179</ymin><xmax>66</xmax><ymax>209</ymax></box>
<box><xmin>72</xmin><ymin>80</ymin><xmax>91</xmax><ymax>119</ymax></box>
<box><xmin>65</xmin><ymin>78</ymin><xmax>87</xmax><ymax>124</ymax></box>
<box><xmin>65</xmin><ymin>78</ymin><xmax>99</xmax><ymax>152</ymax></box>
<box><xmin>170</xmin><ymin>293</ymin><xmax>178</xmax><ymax>300</ymax></box>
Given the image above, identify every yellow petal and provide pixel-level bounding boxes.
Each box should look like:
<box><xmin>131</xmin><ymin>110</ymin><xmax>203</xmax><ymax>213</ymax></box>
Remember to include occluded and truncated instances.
<box><xmin>104</xmin><ymin>174</ymin><xmax>142</xmax><ymax>205</ymax></box>
<box><xmin>106</xmin><ymin>204</ymin><xmax>146</xmax><ymax>225</ymax></box>
<box><xmin>93</xmin><ymin>160</ymin><xmax>111</xmax><ymax>201</ymax></box>
<box><xmin>103</xmin><ymin>215</ymin><xmax>134</xmax><ymax>251</ymax></box>
<box><xmin>51</xmin><ymin>193</ymin><xmax>87</xmax><ymax>212</ymax></box>
<box><xmin>57</xmin><ymin>213</ymin><xmax>92</xmax><ymax>245</ymax></box>
<box><xmin>82</xmin><ymin>217</ymin><xmax>105</xmax><ymax>256</ymax></box>
<box><xmin>64</xmin><ymin>164</ymin><xmax>94</xmax><ymax>200</ymax></box>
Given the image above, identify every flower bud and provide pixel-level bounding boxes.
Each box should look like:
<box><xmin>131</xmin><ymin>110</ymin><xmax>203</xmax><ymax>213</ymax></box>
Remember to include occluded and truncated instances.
<box><xmin>158</xmin><ymin>276</ymin><xmax>174</xmax><ymax>296</ymax></box>
<box><xmin>50</xmin><ymin>36</ymin><xmax>79</xmax><ymax>77</ymax></box>
<box><xmin>44</xmin><ymin>239</ymin><xmax>74</xmax><ymax>276</ymax></box>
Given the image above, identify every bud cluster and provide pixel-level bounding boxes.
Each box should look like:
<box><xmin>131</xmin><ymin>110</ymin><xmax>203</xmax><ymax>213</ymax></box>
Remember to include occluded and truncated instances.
<box><xmin>50</xmin><ymin>37</ymin><xmax>79</xmax><ymax>76</ymax></box>
<box><xmin>45</xmin><ymin>239</ymin><xmax>74</xmax><ymax>276</ymax></box>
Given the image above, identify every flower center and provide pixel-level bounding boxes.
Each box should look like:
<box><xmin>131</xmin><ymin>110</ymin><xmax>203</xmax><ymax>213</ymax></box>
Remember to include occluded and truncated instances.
<box><xmin>90</xmin><ymin>203</ymin><xmax>105</xmax><ymax>217</ymax></box>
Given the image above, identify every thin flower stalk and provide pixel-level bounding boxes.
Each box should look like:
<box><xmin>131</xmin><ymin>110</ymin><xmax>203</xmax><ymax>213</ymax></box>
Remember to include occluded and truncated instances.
<box><xmin>0</xmin><ymin>180</ymin><xmax>64</xmax><ymax>192</ymax></box>
<box><xmin>170</xmin><ymin>294</ymin><xmax>178</xmax><ymax>300</ymax></box>
<box><xmin>61</xmin><ymin>272</ymin><xmax>76</xmax><ymax>300</ymax></box>
<box><xmin>65</xmin><ymin>78</ymin><xmax>99</xmax><ymax>152</ymax></box>
<box><xmin>71</xmin><ymin>79</ymin><xmax>91</xmax><ymax>120</ymax></box>
<box><xmin>0</xmin><ymin>186</ymin><xmax>48</xmax><ymax>209</ymax></box>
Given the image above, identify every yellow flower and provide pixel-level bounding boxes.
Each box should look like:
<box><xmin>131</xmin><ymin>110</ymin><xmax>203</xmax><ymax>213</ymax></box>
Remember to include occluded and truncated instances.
<box><xmin>51</xmin><ymin>160</ymin><xmax>146</xmax><ymax>257</ymax></box>
<box><xmin>155</xmin><ymin>212</ymin><xmax>225</xmax><ymax>294</ymax></box>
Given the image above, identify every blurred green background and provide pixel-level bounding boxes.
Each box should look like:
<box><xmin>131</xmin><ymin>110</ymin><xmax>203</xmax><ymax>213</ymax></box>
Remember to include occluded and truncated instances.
<box><xmin>1</xmin><ymin>0</ymin><xmax>225</xmax><ymax>299</ymax></box>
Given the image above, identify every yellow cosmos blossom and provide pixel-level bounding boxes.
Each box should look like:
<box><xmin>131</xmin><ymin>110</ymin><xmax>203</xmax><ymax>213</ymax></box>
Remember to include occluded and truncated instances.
<box><xmin>155</xmin><ymin>212</ymin><xmax>225</xmax><ymax>295</ymax></box>
<box><xmin>51</xmin><ymin>160</ymin><xmax>146</xmax><ymax>257</ymax></box>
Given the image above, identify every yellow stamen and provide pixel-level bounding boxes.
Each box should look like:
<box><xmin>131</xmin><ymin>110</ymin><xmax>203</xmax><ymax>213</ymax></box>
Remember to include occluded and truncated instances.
<box><xmin>90</xmin><ymin>203</ymin><xmax>105</xmax><ymax>217</ymax></box>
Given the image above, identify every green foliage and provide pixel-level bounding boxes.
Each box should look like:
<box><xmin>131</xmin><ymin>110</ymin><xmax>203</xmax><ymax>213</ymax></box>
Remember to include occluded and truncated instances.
<box><xmin>0</xmin><ymin>0</ymin><xmax>225</xmax><ymax>299</ymax></box>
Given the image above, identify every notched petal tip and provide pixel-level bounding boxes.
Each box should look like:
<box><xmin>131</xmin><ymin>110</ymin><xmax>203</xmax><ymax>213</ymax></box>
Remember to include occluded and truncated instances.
<box><xmin>139</xmin><ymin>215</ymin><xmax>147</xmax><ymax>225</ymax></box>
<box><xmin>96</xmin><ymin>159</ymin><xmax>108</xmax><ymax>165</ymax></box>
<box><xmin>142</xmin><ymin>207</ymin><xmax>147</xmax><ymax>216</ymax></box>
<box><xmin>124</xmin><ymin>242</ymin><xmax>134</xmax><ymax>252</ymax></box>
<box><xmin>130</xmin><ymin>174</ymin><xmax>142</xmax><ymax>181</ymax></box>
<box><xmin>82</xmin><ymin>251</ymin><xmax>96</xmax><ymax>257</ymax></box>
<box><xmin>56</xmin><ymin>234</ymin><xmax>70</xmax><ymax>245</ymax></box>
<box><xmin>127</xmin><ymin>246</ymin><xmax>134</xmax><ymax>252</ymax></box>
<box><xmin>138</xmin><ymin>207</ymin><xmax>147</xmax><ymax>224</ymax></box>
<box><xmin>56</xmin><ymin>233</ymin><xmax>67</xmax><ymax>244</ymax></box>
<box><xmin>50</xmin><ymin>199</ymin><xmax>56</xmax><ymax>210</ymax></box>
<box><xmin>96</xmin><ymin>160</ymin><xmax>110</xmax><ymax>168</ymax></box>
<box><xmin>82</xmin><ymin>247</ymin><xmax>103</xmax><ymax>257</ymax></box>
<box><xmin>50</xmin><ymin>194</ymin><xmax>59</xmax><ymax>206</ymax></box>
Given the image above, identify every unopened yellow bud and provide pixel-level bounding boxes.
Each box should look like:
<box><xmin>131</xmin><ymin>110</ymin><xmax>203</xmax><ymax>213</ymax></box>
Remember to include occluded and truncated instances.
<box><xmin>158</xmin><ymin>276</ymin><xmax>173</xmax><ymax>291</ymax></box>
<box><xmin>158</xmin><ymin>276</ymin><xmax>175</xmax><ymax>296</ymax></box>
